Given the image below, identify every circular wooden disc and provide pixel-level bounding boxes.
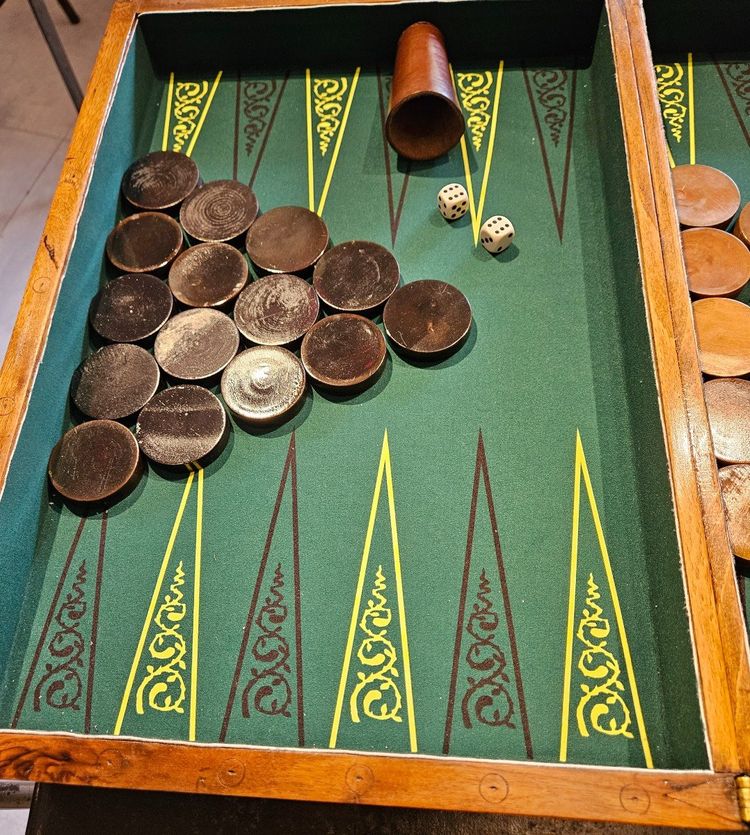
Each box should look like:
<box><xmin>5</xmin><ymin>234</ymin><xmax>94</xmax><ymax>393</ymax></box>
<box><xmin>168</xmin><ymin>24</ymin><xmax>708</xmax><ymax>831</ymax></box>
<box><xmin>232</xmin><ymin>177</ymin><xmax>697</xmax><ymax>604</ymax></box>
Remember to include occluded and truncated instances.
<box><xmin>89</xmin><ymin>273</ymin><xmax>173</xmax><ymax>343</ymax></box>
<box><xmin>168</xmin><ymin>242</ymin><xmax>249</xmax><ymax>308</ymax></box>
<box><xmin>301</xmin><ymin>314</ymin><xmax>386</xmax><ymax>390</ymax></box>
<box><xmin>71</xmin><ymin>343</ymin><xmax>160</xmax><ymax>420</ymax></box>
<box><xmin>245</xmin><ymin>206</ymin><xmax>329</xmax><ymax>274</ymax></box>
<box><xmin>136</xmin><ymin>385</ymin><xmax>227</xmax><ymax>466</ymax></box>
<box><xmin>734</xmin><ymin>203</ymin><xmax>750</xmax><ymax>249</ymax></box>
<box><xmin>704</xmin><ymin>377</ymin><xmax>750</xmax><ymax>464</ymax></box>
<box><xmin>383</xmin><ymin>279</ymin><xmax>472</xmax><ymax>357</ymax></box>
<box><xmin>234</xmin><ymin>274</ymin><xmax>319</xmax><ymax>346</ymax></box>
<box><xmin>221</xmin><ymin>346</ymin><xmax>307</xmax><ymax>425</ymax></box>
<box><xmin>692</xmin><ymin>297</ymin><xmax>750</xmax><ymax>377</ymax></box>
<box><xmin>121</xmin><ymin>151</ymin><xmax>200</xmax><ymax>212</ymax></box>
<box><xmin>154</xmin><ymin>308</ymin><xmax>239</xmax><ymax>380</ymax></box>
<box><xmin>106</xmin><ymin>212</ymin><xmax>184</xmax><ymax>274</ymax></box>
<box><xmin>672</xmin><ymin>164</ymin><xmax>741</xmax><ymax>229</ymax></box>
<box><xmin>682</xmin><ymin>227</ymin><xmax>750</xmax><ymax>297</ymax></box>
<box><xmin>49</xmin><ymin>420</ymin><xmax>141</xmax><ymax>503</ymax></box>
<box><xmin>718</xmin><ymin>463</ymin><xmax>750</xmax><ymax>560</ymax></box>
<box><xmin>180</xmin><ymin>180</ymin><xmax>259</xmax><ymax>243</ymax></box>
<box><xmin>313</xmin><ymin>240</ymin><xmax>400</xmax><ymax>312</ymax></box>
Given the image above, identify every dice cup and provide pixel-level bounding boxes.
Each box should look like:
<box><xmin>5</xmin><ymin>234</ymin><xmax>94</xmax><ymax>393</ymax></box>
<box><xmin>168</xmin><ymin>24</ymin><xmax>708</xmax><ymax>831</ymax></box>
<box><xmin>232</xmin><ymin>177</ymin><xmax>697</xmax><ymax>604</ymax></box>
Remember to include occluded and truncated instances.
<box><xmin>386</xmin><ymin>22</ymin><xmax>465</xmax><ymax>161</ymax></box>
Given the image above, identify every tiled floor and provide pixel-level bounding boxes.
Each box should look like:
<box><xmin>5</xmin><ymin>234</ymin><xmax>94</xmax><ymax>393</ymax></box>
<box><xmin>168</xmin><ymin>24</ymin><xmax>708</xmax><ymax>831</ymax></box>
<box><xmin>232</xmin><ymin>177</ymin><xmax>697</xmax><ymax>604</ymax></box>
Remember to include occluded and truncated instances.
<box><xmin>0</xmin><ymin>0</ymin><xmax>112</xmax><ymax>363</ymax></box>
<box><xmin>0</xmin><ymin>1</ymin><xmax>111</xmax><ymax>829</ymax></box>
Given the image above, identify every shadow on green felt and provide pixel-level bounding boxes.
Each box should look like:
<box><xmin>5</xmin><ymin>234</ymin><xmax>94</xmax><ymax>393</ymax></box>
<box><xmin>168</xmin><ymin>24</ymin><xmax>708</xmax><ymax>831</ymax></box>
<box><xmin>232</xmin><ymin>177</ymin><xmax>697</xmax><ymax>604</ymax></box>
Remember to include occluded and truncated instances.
<box><xmin>312</xmin><ymin>350</ymin><xmax>393</xmax><ymax>406</ymax></box>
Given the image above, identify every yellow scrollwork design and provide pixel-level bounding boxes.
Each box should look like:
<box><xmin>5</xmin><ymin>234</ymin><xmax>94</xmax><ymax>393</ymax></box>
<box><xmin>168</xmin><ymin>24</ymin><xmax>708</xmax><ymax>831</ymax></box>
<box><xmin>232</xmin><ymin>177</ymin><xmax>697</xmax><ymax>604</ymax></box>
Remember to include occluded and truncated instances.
<box><xmin>172</xmin><ymin>81</ymin><xmax>210</xmax><ymax>153</ymax></box>
<box><xmin>136</xmin><ymin>561</ymin><xmax>188</xmax><ymax>715</ymax></box>
<box><xmin>456</xmin><ymin>72</ymin><xmax>494</xmax><ymax>152</ymax></box>
<box><xmin>349</xmin><ymin>565</ymin><xmax>403</xmax><ymax>724</ymax></box>
<box><xmin>575</xmin><ymin>573</ymin><xmax>634</xmax><ymax>739</ymax></box>
<box><xmin>313</xmin><ymin>77</ymin><xmax>348</xmax><ymax>156</ymax></box>
<box><xmin>654</xmin><ymin>64</ymin><xmax>686</xmax><ymax>143</ymax></box>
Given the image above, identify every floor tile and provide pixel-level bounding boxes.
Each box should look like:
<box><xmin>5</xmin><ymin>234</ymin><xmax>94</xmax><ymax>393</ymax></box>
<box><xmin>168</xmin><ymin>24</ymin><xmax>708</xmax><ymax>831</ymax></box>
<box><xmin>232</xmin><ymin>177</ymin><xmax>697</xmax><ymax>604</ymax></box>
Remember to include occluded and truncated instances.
<box><xmin>0</xmin><ymin>138</ymin><xmax>67</xmax><ymax>360</ymax></box>
<box><xmin>0</xmin><ymin>127</ymin><xmax>60</xmax><ymax>234</ymax></box>
<box><xmin>0</xmin><ymin>809</ymin><xmax>29</xmax><ymax>835</ymax></box>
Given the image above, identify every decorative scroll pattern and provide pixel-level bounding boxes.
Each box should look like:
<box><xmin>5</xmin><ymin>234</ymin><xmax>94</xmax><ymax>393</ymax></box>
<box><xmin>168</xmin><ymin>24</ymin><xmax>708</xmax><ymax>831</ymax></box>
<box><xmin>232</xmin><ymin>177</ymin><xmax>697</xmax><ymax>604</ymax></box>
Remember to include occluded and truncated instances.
<box><xmin>171</xmin><ymin>81</ymin><xmax>210</xmax><ymax>152</ymax></box>
<box><xmin>241</xmin><ymin>563</ymin><xmax>292</xmax><ymax>719</ymax></box>
<box><xmin>456</xmin><ymin>72</ymin><xmax>494</xmax><ymax>151</ymax></box>
<box><xmin>243</xmin><ymin>79</ymin><xmax>277</xmax><ymax>156</ymax></box>
<box><xmin>725</xmin><ymin>63</ymin><xmax>750</xmax><ymax>117</ymax></box>
<box><xmin>460</xmin><ymin>569</ymin><xmax>515</xmax><ymax>731</ymax></box>
<box><xmin>33</xmin><ymin>561</ymin><xmax>87</xmax><ymax>713</ymax></box>
<box><xmin>349</xmin><ymin>565</ymin><xmax>403</xmax><ymax>724</ymax></box>
<box><xmin>575</xmin><ymin>574</ymin><xmax>634</xmax><ymax>739</ymax></box>
<box><xmin>654</xmin><ymin>64</ymin><xmax>687</xmax><ymax>143</ymax></box>
<box><xmin>314</xmin><ymin>77</ymin><xmax>348</xmax><ymax>156</ymax></box>
<box><xmin>530</xmin><ymin>69</ymin><xmax>569</xmax><ymax>147</ymax></box>
<box><xmin>136</xmin><ymin>562</ymin><xmax>187</xmax><ymax>715</ymax></box>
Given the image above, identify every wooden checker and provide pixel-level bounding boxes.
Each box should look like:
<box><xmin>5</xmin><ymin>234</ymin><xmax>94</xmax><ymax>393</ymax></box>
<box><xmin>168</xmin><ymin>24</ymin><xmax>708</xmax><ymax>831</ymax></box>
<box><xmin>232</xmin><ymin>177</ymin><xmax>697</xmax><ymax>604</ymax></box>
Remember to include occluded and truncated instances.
<box><xmin>672</xmin><ymin>164</ymin><xmax>740</xmax><ymax>230</ymax></box>
<box><xmin>682</xmin><ymin>227</ymin><xmax>750</xmax><ymax>298</ymax></box>
<box><xmin>691</xmin><ymin>297</ymin><xmax>750</xmax><ymax>377</ymax></box>
<box><xmin>734</xmin><ymin>203</ymin><xmax>750</xmax><ymax>250</ymax></box>
<box><xmin>704</xmin><ymin>378</ymin><xmax>750</xmax><ymax>463</ymax></box>
<box><xmin>718</xmin><ymin>464</ymin><xmax>750</xmax><ymax>561</ymax></box>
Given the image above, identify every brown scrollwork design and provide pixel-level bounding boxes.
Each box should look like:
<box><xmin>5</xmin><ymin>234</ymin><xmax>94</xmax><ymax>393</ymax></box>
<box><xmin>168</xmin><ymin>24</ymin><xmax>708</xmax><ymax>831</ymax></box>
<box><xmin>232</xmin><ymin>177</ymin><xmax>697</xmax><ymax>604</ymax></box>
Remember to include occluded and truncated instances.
<box><xmin>33</xmin><ymin>561</ymin><xmax>87</xmax><ymax>712</ymax></box>
<box><xmin>531</xmin><ymin>69</ymin><xmax>569</xmax><ymax>147</ymax></box>
<box><xmin>243</xmin><ymin>80</ymin><xmax>277</xmax><ymax>156</ymax></box>
<box><xmin>242</xmin><ymin>563</ymin><xmax>292</xmax><ymax>719</ymax></box>
<box><xmin>460</xmin><ymin>569</ymin><xmax>515</xmax><ymax>730</ymax></box>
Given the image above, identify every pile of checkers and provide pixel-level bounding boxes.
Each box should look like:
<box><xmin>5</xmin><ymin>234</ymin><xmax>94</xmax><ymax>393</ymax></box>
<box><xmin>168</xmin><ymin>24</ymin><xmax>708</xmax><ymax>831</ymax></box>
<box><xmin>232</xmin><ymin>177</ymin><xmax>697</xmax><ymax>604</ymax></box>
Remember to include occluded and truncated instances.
<box><xmin>673</xmin><ymin>163</ymin><xmax>750</xmax><ymax>561</ymax></box>
<box><xmin>47</xmin><ymin>150</ymin><xmax>473</xmax><ymax>507</ymax></box>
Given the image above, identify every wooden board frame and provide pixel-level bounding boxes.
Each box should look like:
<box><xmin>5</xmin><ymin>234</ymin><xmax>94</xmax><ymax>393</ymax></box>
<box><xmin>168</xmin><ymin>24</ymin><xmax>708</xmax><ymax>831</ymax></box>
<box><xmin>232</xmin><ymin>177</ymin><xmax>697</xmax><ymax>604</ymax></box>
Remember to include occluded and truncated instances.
<box><xmin>0</xmin><ymin>0</ymin><xmax>747</xmax><ymax>827</ymax></box>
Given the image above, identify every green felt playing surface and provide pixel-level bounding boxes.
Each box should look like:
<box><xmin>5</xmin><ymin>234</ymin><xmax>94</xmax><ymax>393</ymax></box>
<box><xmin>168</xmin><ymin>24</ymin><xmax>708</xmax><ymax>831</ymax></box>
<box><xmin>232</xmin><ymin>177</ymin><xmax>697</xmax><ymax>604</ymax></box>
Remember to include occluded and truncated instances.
<box><xmin>0</xmin><ymin>2</ymin><xmax>712</xmax><ymax>771</ymax></box>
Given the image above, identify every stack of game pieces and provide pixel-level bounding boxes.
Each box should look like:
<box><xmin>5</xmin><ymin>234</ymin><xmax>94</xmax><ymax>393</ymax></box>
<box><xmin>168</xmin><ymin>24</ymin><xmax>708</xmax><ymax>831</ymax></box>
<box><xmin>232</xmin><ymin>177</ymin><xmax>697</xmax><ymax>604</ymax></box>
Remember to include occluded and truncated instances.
<box><xmin>673</xmin><ymin>163</ymin><xmax>750</xmax><ymax>561</ymax></box>
<box><xmin>49</xmin><ymin>149</ymin><xmax>474</xmax><ymax>508</ymax></box>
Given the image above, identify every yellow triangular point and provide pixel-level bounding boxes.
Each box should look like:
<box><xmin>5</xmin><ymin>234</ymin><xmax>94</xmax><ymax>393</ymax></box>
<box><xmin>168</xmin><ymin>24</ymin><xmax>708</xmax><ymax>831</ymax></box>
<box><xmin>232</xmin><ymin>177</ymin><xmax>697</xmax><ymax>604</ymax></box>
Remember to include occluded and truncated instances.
<box><xmin>559</xmin><ymin>432</ymin><xmax>653</xmax><ymax>768</ymax></box>
<box><xmin>305</xmin><ymin>68</ymin><xmax>361</xmax><ymax>217</ymax></box>
<box><xmin>451</xmin><ymin>60</ymin><xmax>504</xmax><ymax>245</ymax></box>
<box><xmin>329</xmin><ymin>431</ymin><xmax>417</xmax><ymax>752</ymax></box>
<box><xmin>162</xmin><ymin>71</ymin><xmax>223</xmax><ymax>158</ymax></box>
<box><xmin>114</xmin><ymin>471</ymin><xmax>195</xmax><ymax>735</ymax></box>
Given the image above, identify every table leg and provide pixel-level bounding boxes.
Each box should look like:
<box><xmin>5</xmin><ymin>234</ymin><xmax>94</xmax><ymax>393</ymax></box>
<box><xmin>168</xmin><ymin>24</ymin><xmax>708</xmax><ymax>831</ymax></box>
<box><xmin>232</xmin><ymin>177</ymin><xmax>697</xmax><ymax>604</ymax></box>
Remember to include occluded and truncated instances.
<box><xmin>26</xmin><ymin>0</ymin><xmax>83</xmax><ymax>110</ymax></box>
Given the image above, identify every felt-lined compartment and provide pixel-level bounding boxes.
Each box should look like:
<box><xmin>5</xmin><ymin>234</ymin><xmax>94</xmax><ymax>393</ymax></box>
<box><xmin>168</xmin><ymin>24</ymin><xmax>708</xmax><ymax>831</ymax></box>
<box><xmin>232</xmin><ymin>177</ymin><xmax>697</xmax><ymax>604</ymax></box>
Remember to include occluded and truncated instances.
<box><xmin>0</xmin><ymin>1</ymin><xmax>709</xmax><ymax>770</ymax></box>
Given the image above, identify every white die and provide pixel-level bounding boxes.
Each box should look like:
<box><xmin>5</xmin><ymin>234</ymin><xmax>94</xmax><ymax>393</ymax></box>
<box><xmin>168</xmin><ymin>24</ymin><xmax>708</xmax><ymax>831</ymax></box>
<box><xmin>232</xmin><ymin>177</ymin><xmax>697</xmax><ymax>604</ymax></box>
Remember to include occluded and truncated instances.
<box><xmin>480</xmin><ymin>215</ymin><xmax>515</xmax><ymax>254</ymax></box>
<box><xmin>438</xmin><ymin>183</ymin><xmax>469</xmax><ymax>221</ymax></box>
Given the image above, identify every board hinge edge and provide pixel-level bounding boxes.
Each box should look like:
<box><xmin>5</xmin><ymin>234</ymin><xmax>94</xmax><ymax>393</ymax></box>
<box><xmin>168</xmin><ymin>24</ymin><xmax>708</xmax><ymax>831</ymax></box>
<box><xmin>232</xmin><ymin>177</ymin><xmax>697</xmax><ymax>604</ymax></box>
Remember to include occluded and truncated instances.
<box><xmin>736</xmin><ymin>775</ymin><xmax>750</xmax><ymax>825</ymax></box>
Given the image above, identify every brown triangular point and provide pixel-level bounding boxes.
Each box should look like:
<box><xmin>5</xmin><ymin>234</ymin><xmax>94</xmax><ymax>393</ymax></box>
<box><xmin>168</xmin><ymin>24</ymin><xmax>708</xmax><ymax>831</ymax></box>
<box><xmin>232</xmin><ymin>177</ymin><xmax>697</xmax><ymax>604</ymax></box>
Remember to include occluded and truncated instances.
<box><xmin>377</xmin><ymin>68</ymin><xmax>411</xmax><ymax>247</ymax></box>
<box><xmin>713</xmin><ymin>60</ymin><xmax>750</xmax><ymax>149</ymax></box>
<box><xmin>523</xmin><ymin>67</ymin><xmax>577</xmax><ymax>242</ymax></box>
<box><xmin>220</xmin><ymin>433</ymin><xmax>304</xmax><ymax>745</ymax></box>
<box><xmin>443</xmin><ymin>431</ymin><xmax>532</xmax><ymax>758</ymax></box>
<box><xmin>12</xmin><ymin>512</ymin><xmax>107</xmax><ymax>734</ymax></box>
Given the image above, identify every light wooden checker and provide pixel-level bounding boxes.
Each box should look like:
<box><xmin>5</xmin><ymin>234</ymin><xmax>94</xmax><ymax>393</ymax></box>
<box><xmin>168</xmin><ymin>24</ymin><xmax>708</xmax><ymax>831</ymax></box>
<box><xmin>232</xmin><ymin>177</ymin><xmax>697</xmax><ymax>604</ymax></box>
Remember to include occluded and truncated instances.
<box><xmin>704</xmin><ymin>378</ymin><xmax>750</xmax><ymax>463</ymax></box>
<box><xmin>692</xmin><ymin>297</ymin><xmax>750</xmax><ymax>377</ymax></box>
<box><xmin>682</xmin><ymin>227</ymin><xmax>750</xmax><ymax>298</ymax></box>
<box><xmin>718</xmin><ymin>464</ymin><xmax>750</xmax><ymax>561</ymax></box>
<box><xmin>734</xmin><ymin>202</ymin><xmax>750</xmax><ymax>249</ymax></box>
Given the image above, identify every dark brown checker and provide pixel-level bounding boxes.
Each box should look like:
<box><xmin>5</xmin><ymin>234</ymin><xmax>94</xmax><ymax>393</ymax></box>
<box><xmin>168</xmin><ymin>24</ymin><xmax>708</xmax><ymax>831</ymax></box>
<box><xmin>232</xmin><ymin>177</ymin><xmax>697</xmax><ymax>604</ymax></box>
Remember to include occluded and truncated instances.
<box><xmin>234</xmin><ymin>274</ymin><xmax>319</xmax><ymax>346</ymax></box>
<box><xmin>672</xmin><ymin>164</ymin><xmax>741</xmax><ymax>229</ymax></box>
<box><xmin>221</xmin><ymin>346</ymin><xmax>307</xmax><ymax>425</ymax></box>
<box><xmin>301</xmin><ymin>313</ymin><xmax>386</xmax><ymax>390</ymax></box>
<box><xmin>49</xmin><ymin>419</ymin><xmax>142</xmax><ymax>503</ymax></box>
<box><xmin>682</xmin><ymin>227</ymin><xmax>750</xmax><ymax>298</ymax></box>
<box><xmin>168</xmin><ymin>242</ymin><xmax>249</xmax><ymax>308</ymax></box>
<box><xmin>106</xmin><ymin>212</ymin><xmax>184</xmax><ymax>274</ymax></box>
<box><xmin>734</xmin><ymin>202</ymin><xmax>750</xmax><ymax>249</ymax></box>
<box><xmin>313</xmin><ymin>240</ymin><xmax>400</xmax><ymax>313</ymax></box>
<box><xmin>154</xmin><ymin>308</ymin><xmax>239</xmax><ymax>381</ymax></box>
<box><xmin>180</xmin><ymin>179</ymin><xmax>259</xmax><ymax>243</ymax></box>
<box><xmin>692</xmin><ymin>297</ymin><xmax>750</xmax><ymax>377</ymax></box>
<box><xmin>704</xmin><ymin>377</ymin><xmax>750</xmax><ymax>464</ymax></box>
<box><xmin>383</xmin><ymin>279</ymin><xmax>472</xmax><ymax>357</ymax></box>
<box><xmin>71</xmin><ymin>343</ymin><xmax>160</xmax><ymax>420</ymax></box>
<box><xmin>245</xmin><ymin>206</ymin><xmax>329</xmax><ymax>275</ymax></box>
<box><xmin>135</xmin><ymin>385</ymin><xmax>227</xmax><ymax>467</ymax></box>
<box><xmin>121</xmin><ymin>150</ymin><xmax>200</xmax><ymax>212</ymax></box>
<box><xmin>718</xmin><ymin>463</ymin><xmax>750</xmax><ymax>561</ymax></box>
<box><xmin>89</xmin><ymin>273</ymin><xmax>173</xmax><ymax>343</ymax></box>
